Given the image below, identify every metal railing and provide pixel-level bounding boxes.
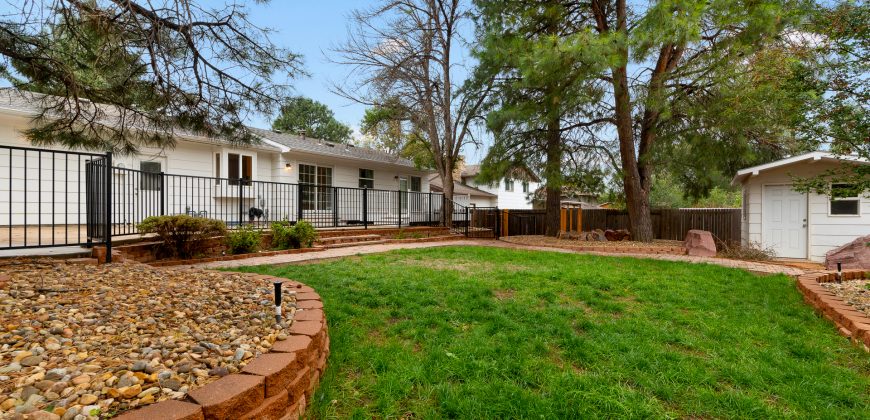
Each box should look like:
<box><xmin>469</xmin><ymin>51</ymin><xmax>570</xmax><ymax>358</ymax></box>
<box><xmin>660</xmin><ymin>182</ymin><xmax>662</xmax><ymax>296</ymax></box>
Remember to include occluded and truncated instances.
<box><xmin>0</xmin><ymin>144</ymin><xmax>503</xmax><ymax>257</ymax></box>
<box><xmin>0</xmin><ymin>145</ymin><xmax>108</xmax><ymax>250</ymax></box>
<box><xmin>106</xmin><ymin>166</ymin><xmax>447</xmax><ymax>236</ymax></box>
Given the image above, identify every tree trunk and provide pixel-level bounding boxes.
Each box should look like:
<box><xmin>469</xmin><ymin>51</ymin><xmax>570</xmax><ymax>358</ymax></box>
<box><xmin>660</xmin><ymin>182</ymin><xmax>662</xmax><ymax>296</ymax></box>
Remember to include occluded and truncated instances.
<box><xmin>544</xmin><ymin>116</ymin><xmax>562</xmax><ymax>237</ymax></box>
<box><xmin>609</xmin><ymin>0</ymin><xmax>654</xmax><ymax>242</ymax></box>
<box><xmin>612</xmin><ymin>69</ymin><xmax>654</xmax><ymax>242</ymax></box>
<box><xmin>440</xmin><ymin>162</ymin><xmax>455</xmax><ymax>226</ymax></box>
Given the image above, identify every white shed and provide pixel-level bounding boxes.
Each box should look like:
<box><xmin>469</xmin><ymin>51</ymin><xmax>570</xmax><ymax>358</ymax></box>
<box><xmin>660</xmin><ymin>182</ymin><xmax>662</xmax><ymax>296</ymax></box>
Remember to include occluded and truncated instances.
<box><xmin>732</xmin><ymin>152</ymin><xmax>870</xmax><ymax>262</ymax></box>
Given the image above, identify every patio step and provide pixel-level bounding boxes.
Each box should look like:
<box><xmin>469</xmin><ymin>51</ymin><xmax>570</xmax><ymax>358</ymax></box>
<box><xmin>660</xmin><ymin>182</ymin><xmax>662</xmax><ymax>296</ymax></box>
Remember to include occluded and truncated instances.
<box><xmin>323</xmin><ymin>239</ymin><xmax>389</xmax><ymax>249</ymax></box>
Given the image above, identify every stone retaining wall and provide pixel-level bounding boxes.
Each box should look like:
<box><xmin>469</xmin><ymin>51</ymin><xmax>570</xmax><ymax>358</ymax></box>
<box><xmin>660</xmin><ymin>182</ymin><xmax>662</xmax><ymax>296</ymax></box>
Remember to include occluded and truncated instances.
<box><xmin>796</xmin><ymin>270</ymin><xmax>870</xmax><ymax>351</ymax></box>
<box><xmin>116</xmin><ymin>274</ymin><xmax>329</xmax><ymax>420</ymax></box>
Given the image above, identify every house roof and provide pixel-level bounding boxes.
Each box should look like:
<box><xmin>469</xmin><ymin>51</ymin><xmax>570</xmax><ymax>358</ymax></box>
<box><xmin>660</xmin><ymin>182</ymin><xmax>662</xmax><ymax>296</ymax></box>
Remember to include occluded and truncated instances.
<box><xmin>247</xmin><ymin>127</ymin><xmax>421</xmax><ymax>170</ymax></box>
<box><xmin>731</xmin><ymin>151</ymin><xmax>869</xmax><ymax>186</ymax></box>
<box><xmin>428</xmin><ymin>175</ymin><xmax>497</xmax><ymax>198</ymax></box>
<box><xmin>460</xmin><ymin>164</ymin><xmax>541</xmax><ymax>182</ymax></box>
<box><xmin>0</xmin><ymin>89</ymin><xmax>283</xmax><ymax>152</ymax></box>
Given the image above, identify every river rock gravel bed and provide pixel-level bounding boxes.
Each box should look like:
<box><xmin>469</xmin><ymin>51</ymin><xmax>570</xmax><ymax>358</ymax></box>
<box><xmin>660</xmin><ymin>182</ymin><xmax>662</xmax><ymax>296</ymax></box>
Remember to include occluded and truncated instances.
<box><xmin>0</xmin><ymin>259</ymin><xmax>296</xmax><ymax>419</ymax></box>
<box><xmin>820</xmin><ymin>279</ymin><xmax>870</xmax><ymax>317</ymax></box>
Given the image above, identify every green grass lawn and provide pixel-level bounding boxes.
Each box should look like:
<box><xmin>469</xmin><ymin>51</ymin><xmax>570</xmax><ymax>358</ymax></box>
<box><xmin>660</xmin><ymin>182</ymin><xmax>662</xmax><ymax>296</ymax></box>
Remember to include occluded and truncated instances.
<box><xmin>233</xmin><ymin>246</ymin><xmax>870</xmax><ymax>419</ymax></box>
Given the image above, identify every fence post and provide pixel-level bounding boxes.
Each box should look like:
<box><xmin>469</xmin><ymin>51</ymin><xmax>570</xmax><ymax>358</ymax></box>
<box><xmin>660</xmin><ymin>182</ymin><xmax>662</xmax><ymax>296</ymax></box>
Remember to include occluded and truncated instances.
<box><xmin>104</xmin><ymin>152</ymin><xmax>112</xmax><ymax>263</ymax></box>
<box><xmin>296</xmin><ymin>184</ymin><xmax>303</xmax><ymax>222</ymax></box>
<box><xmin>159</xmin><ymin>172</ymin><xmax>165</xmax><ymax>216</ymax></box>
<box><xmin>397</xmin><ymin>191</ymin><xmax>402</xmax><ymax>228</ymax></box>
<box><xmin>428</xmin><ymin>192</ymin><xmax>433</xmax><ymax>224</ymax></box>
<box><xmin>465</xmin><ymin>206</ymin><xmax>469</xmax><ymax>237</ymax></box>
<box><xmin>333</xmin><ymin>188</ymin><xmax>339</xmax><ymax>227</ymax></box>
<box><xmin>238</xmin><ymin>178</ymin><xmax>243</xmax><ymax>227</ymax></box>
<box><xmin>362</xmin><ymin>189</ymin><xmax>368</xmax><ymax>229</ymax></box>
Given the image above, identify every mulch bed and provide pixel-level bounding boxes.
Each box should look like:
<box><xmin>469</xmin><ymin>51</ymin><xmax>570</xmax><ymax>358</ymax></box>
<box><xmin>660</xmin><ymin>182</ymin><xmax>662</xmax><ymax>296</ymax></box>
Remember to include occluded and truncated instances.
<box><xmin>0</xmin><ymin>259</ymin><xmax>301</xmax><ymax>418</ymax></box>
<box><xmin>501</xmin><ymin>235</ymin><xmax>686</xmax><ymax>252</ymax></box>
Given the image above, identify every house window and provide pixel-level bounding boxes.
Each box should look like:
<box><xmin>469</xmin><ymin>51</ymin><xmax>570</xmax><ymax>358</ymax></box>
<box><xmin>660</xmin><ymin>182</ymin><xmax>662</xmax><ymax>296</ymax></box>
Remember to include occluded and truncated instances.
<box><xmin>300</xmin><ymin>164</ymin><xmax>333</xmax><ymax>211</ymax></box>
<box><xmin>504</xmin><ymin>178</ymin><xmax>514</xmax><ymax>192</ymax></box>
<box><xmin>522</xmin><ymin>181</ymin><xmax>529</xmax><ymax>193</ymax></box>
<box><xmin>228</xmin><ymin>153</ymin><xmax>253</xmax><ymax>185</ymax></box>
<box><xmin>830</xmin><ymin>183</ymin><xmax>860</xmax><ymax>216</ymax></box>
<box><xmin>410</xmin><ymin>176</ymin><xmax>422</xmax><ymax>192</ymax></box>
<box><xmin>139</xmin><ymin>161</ymin><xmax>161</xmax><ymax>191</ymax></box>
<box><xmin>359</xmin><ymin>169</ymin><xmax>374</xmax><ymax>189</ymax></box>
<box><xmin>214</xmin><ymin>153</ymin><xmax>221</xmax><ymax>184</ymax></box>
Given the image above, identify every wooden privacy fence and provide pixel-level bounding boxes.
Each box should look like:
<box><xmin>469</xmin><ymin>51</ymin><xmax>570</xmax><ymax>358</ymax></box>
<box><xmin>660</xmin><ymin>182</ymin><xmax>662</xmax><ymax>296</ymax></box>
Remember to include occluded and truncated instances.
<box><xmin>500</xmin><ymin>208</ymin><xmax>742</xmax><ymax>243</ymax></box>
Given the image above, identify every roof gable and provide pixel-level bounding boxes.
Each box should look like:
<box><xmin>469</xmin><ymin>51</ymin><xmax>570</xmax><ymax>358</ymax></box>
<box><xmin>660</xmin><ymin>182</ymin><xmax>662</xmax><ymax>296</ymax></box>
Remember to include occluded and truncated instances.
<box><xmin>731</xmin><ymin>151</ymin><xmax>868</xmax><ymax>186</ymax></box>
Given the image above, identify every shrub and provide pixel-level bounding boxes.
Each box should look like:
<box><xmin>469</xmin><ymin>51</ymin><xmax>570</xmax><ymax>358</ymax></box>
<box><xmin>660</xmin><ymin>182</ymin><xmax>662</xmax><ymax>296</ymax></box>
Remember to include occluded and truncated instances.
<box><xmin>291</xmin><ymin>220</ymin><xmax>318</xmax><ymax>248</ymax></box>
<box><xmin>138</xmin><ymin>215</ymin><xmax>226</xmax><ymax>259</ymax></box>
<box><xmin>271</xmin><ymin>219</ymin><xmax>318</xmax><ymax>249</ymax></box>
<box><xmin>718</xmin><ymin>240</ymin><xmax>776</xmax><ymax>261</ymax></box>
<box><xmin>226</xmin><ymin>225</ymin><xmax>262</xmax><ymax>255</ymax></box>
<box><xmin>271</xmin><ymin>220</ymin><xmax>294</xmax><ymax>249</ymax></box>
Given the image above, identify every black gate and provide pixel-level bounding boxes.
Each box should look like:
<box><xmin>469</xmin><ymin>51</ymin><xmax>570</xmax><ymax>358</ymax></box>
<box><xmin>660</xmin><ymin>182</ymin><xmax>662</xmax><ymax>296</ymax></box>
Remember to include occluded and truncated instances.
<box><xmin>442</xmin><ymin>197</ymin><xmax>500</xmax><ymax>239</ymax></box>
<box><xmin>85</xmin><ymin>153</ymin><xmax>112</xmax><ymax>260</ymax></box>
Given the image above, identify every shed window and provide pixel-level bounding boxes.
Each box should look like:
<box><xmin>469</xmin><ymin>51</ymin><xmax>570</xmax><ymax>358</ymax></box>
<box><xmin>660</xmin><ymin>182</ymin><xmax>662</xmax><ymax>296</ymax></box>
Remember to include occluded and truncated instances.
<box><xmin>504</xmin><ymin>178</ymin><xmax>514</xmax><ymax>192</ymax></box>
<box><xmin>522</xmin><ymin>181</ymin><xmax>530</xmax><ymax>193</ymax></box>
<box><xmin>410</xmin><ymin>176</ymin><xmax>422</xmax><ymax>192</ymax></box>
<box><xmin>830</xmin><ymin>183</ymin><xmax>860</xmax><ymax>216</ymax></box>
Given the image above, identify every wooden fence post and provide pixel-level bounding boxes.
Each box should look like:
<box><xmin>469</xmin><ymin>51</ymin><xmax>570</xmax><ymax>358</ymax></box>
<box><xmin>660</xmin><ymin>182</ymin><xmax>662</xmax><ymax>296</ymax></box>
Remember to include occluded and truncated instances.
<box><xmin>501</xmin><ymin>210</ymin><xmax>509</xmax><ymax>237</ymax></box>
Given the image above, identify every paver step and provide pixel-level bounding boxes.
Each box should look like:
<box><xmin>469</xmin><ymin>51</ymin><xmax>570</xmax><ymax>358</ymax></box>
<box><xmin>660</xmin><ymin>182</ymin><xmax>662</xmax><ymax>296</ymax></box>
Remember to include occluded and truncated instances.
<box><xmin>323</xmin><ymin>239</ymin><xmax>389</xmax><ymax>249</ymax></box>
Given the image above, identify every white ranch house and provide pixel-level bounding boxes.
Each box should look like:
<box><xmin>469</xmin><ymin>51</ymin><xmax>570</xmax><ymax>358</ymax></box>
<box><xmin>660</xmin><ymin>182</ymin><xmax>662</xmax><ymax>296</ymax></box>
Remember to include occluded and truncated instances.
<box><xmin>732</xmin><ymin>151</ymin><xmax>870</xmax><ymax>262</ymax></box>
<box><xmin>0</xmin><ymin>90</ymin><xmax>435</xmax><ymax>248</ymax></box>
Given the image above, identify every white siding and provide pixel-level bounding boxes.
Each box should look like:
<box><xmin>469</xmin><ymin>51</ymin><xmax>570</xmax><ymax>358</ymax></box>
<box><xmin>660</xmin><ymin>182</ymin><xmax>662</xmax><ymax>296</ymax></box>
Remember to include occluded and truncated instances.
<box><xmin>467</xmin><ymin>177</ymin><xmax>537</xmax><ymax>209</ymax></box>
<box><xmin>741</xmin><ymin>161</ymin><xmax>870</xmax><ymax>262</ymax></box>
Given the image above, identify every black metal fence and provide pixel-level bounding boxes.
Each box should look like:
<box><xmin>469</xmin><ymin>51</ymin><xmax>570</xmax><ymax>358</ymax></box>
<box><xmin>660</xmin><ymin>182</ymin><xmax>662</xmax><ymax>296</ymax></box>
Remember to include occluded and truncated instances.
<box><xmin>106</xmin><ymin>166</ymin><xmax>446</xmax><ymax>236</ymax></box>
<box><xmin>1</xmin><ymin>145</ymin><xmax>506</xmax><ymax>258</ymax></box>
<box><xmin>0</xmin><ymin>145</ymin><xmax>108</xmax><ymax>250</ymax></box>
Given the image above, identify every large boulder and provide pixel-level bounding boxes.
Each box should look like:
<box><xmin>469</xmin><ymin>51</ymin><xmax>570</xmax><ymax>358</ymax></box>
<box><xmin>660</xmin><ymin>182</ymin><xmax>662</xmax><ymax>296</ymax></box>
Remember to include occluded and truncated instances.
<box><xmin>825</xmin><ymin>235</ymin><xmax>870</xmax><ymax>270</ymax></box>
<box><xmin>684</xmin><ymin>230</ymin><xmax>716</xmax><ymax>257</ymax></box>
<box><xmin>605</xmin><ymin>229</ymin><xmax>631</xmax><ymax>241</ymax></box>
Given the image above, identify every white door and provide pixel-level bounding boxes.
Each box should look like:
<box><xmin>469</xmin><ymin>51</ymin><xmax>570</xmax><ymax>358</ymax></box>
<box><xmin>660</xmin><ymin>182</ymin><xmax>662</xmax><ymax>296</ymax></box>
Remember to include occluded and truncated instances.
<box><xmin>762</xmin><ymin>185</ymin><xmax>807</xmax><ymax>258</ymax></box>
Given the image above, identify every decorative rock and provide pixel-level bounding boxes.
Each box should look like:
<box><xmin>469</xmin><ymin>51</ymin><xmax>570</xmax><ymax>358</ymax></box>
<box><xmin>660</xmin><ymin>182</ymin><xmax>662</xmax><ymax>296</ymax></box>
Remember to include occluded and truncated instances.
<box><xmin>684</xmin><ymin>229</ymin><xmax>717</xmax><ymax>257</ymax></box>
<box><xmin>826</xmin><ymin>234</ymin><xmax>870</xmax><ymax>270</ymax></box>
<box><xmin>79</xmin><ymin>394</ymin><xmax>98</xmax><ymax>405</ymax></box>
<box><xmin>0</xmin><ymin>260</ymin><xmax>303</xmax><ymax>418</ymax></box>
<box><xmin>604</xmin><ymin>229</ymin><xmax>631</xmax><ymax>241</ymax></box>
<box><xmin>20</xmin><ymin>355</ymin><xmax>44</xmax><ymax>367</ymax></box>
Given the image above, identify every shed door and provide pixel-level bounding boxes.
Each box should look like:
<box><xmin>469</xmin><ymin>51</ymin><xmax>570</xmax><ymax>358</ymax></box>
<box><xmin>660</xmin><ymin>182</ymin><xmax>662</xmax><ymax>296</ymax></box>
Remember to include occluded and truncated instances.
<box><xmin>762</xmin><ymin>185</ymin><xmax>807</xmax><ymax>259</ymax></box>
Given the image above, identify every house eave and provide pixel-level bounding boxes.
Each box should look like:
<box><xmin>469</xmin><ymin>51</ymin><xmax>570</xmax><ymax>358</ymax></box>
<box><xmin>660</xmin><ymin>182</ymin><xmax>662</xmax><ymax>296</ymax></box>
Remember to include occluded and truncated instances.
<box><xmin>730</xmin><ymin>151</ymin><xmax>870</xmax><ymax>187</ymax></box>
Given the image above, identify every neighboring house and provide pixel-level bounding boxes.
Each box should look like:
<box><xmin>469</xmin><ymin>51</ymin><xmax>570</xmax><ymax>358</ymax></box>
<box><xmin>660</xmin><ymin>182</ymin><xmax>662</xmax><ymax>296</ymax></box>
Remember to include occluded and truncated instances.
<box><xmin>457</xmin><ymin>164</ymin><xmax>540</xmax><ymax>209</ymax></box>
<box><xmin>531</xmin><ymin>186</ymin><xmax>602</xmax><ymax>209</ymax></box>
<box><xmin>428</xmin><ymin>174</ymin><xmax>497</xmax><ymax>207</ymax></box>
<box><xmin>732</xmin><ymin>151</ymin><xmax>870</xmax><ymax>262</ymax></box>
<box><xmin>0</xmin><ymin>90</ymin><xmax>432</xmax><ymax>233</ymax></box>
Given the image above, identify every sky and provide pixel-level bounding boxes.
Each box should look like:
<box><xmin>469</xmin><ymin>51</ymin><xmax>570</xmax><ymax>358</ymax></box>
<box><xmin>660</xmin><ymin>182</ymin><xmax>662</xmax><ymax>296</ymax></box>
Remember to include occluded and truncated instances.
<box><xmin>230</xmin><ymin>1</ymin><xmax>487</xmax><ymax>163</ymax></box>
<box><xmin>0</xmin><ymin>0</ymin><xmax>488</xmax><ymax>162</ymax></box>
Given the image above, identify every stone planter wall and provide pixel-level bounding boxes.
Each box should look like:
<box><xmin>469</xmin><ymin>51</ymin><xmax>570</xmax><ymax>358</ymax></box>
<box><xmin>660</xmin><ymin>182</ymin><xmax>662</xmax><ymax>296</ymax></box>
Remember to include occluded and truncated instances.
<box><xmin>796</xmin><ymin>270</ymin><xmax>870</xmax><ymax>351</ymax></box>
<box><xmin>116</xmin><ymin>274</ymin><xmax>329</xmax><ymax>420</ymax></box>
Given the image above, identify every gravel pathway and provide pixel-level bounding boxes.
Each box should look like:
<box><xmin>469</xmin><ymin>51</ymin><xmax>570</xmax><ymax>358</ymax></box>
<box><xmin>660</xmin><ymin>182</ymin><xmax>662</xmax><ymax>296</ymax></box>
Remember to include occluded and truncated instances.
<box><xmin>0</xmin><ymin>260</ymin><xmax>297</xmax><ymax>419</ymax></box>
<box><xmin>193</xmin><ymin>239</ymin><xmax>804</xmax><ymax>276</ymax></box>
